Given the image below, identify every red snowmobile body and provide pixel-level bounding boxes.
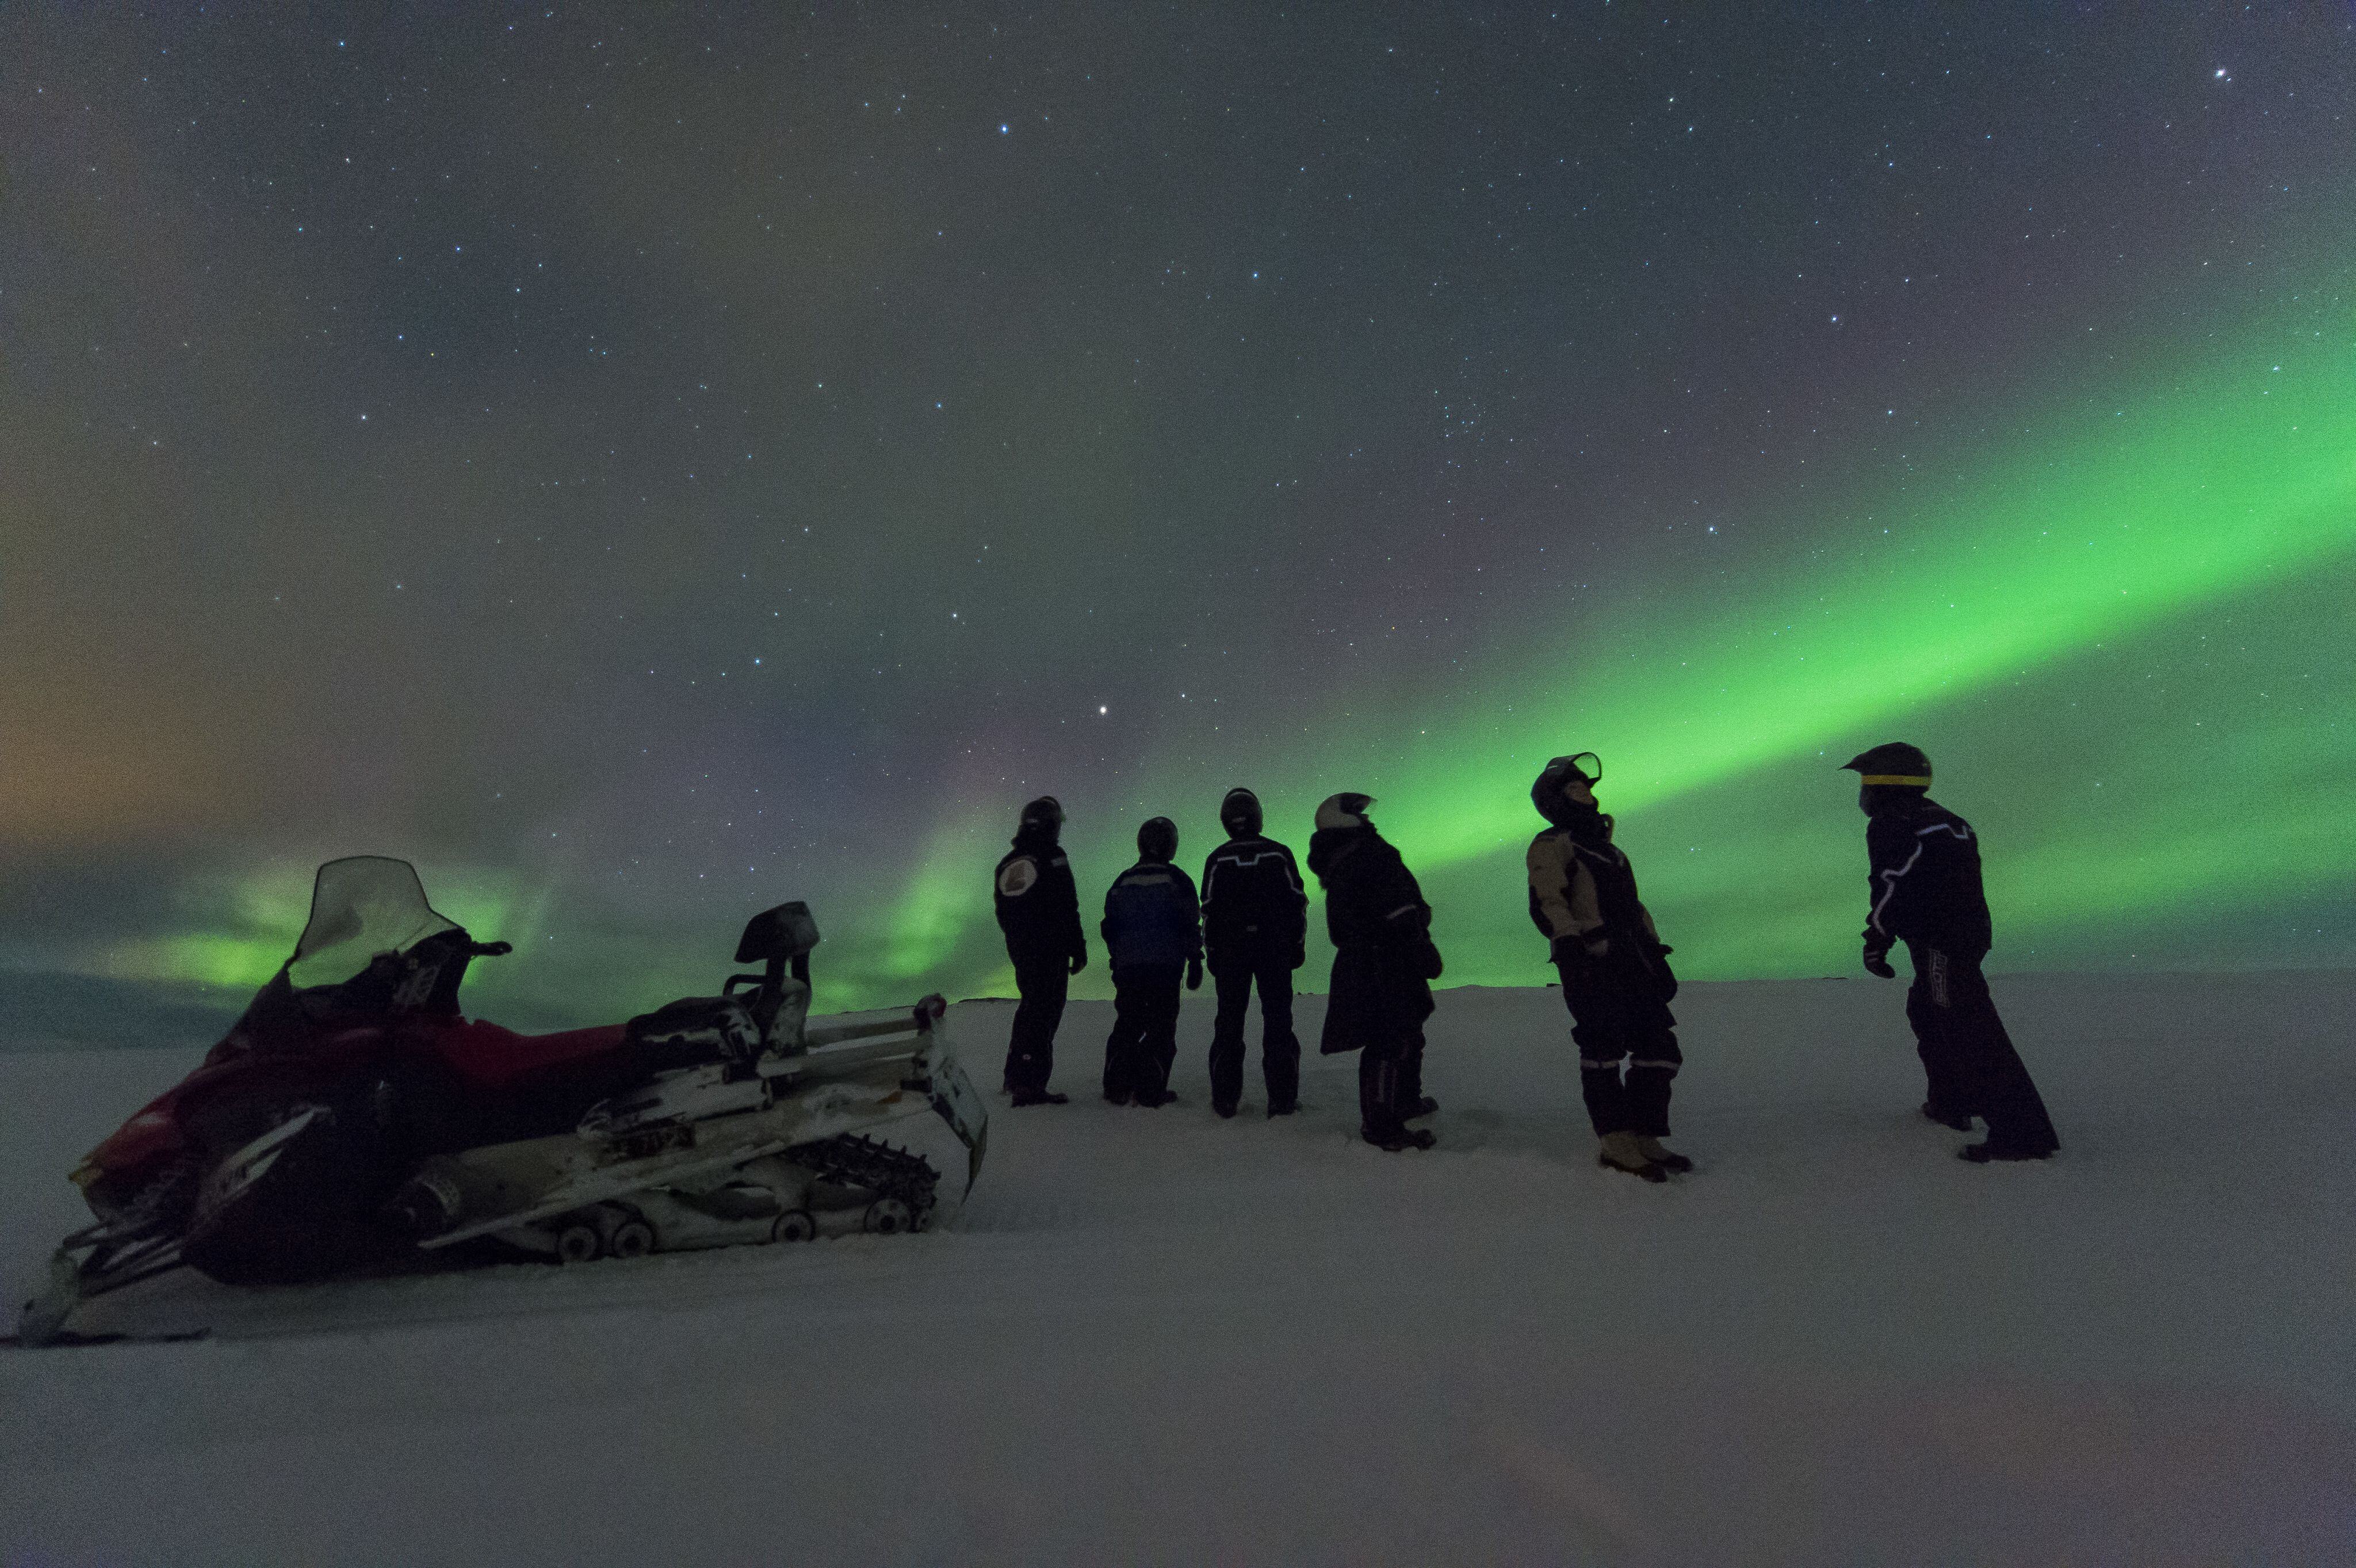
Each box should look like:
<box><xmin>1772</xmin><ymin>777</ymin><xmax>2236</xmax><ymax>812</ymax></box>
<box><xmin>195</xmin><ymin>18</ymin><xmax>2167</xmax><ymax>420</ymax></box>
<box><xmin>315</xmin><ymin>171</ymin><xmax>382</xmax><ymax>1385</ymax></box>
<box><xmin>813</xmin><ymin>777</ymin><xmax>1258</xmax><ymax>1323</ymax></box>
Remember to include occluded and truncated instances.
<box><xmin>21</xmin><ymin>856</ymin><xmax>984</xmax><ymax>1347</ymax></box>
<box><xmin>66</xmin><ymin>857</ymin><xmax>725</xmax><ymax>1291</ymax></box>
<box><xmin>77</xmin><ymin>1008</ymin><xmax>642</xmax><ymax>1238</ymax></box>
<box><xmin>66</xmin><ymin>859</ymin><xmax>685</xmax><ymax>1291</ymax></box>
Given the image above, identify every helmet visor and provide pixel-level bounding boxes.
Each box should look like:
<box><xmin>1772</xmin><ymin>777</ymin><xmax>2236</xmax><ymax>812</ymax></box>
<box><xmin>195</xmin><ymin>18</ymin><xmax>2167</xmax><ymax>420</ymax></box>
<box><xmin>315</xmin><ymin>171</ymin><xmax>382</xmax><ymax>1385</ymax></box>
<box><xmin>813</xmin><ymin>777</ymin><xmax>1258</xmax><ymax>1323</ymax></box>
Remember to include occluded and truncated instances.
<box><xmin>1557</xmin><ymin>752</ymin><xmax>1602</xmax><ymax>786</ymax></box>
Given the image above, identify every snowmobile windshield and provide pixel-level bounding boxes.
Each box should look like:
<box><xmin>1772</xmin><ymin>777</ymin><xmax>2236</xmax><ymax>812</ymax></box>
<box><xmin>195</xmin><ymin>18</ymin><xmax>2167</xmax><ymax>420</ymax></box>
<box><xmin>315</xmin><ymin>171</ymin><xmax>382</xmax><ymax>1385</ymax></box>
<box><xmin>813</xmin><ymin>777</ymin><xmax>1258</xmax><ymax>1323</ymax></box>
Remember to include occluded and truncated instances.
<box><xmin>206</xmin><ymin>860</ymin><xmax>465</xmax><ymax>1063</ymax></box>
<box><xmin>287</xmin><ymin>856</ymin><xmax>460</xmax><ymax>989</ymax></box>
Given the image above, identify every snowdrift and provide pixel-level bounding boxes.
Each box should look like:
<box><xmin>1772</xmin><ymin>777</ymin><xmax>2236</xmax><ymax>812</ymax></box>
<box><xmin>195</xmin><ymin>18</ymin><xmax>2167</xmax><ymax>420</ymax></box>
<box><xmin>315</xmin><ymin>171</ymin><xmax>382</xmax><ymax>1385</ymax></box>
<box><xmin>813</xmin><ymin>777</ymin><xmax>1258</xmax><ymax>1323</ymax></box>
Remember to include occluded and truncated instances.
<box><xmin>5</xmin><ymin>973</ymin><xmax>2352</xmax><ymax>1565</ymax></box>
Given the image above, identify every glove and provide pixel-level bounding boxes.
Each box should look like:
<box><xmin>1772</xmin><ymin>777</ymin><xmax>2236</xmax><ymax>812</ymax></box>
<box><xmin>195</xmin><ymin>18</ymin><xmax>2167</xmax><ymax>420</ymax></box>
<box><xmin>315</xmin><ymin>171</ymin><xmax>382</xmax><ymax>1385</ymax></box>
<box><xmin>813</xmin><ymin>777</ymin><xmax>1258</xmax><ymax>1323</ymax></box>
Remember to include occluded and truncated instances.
<box><xmin>1583</xmin><ymin>934</ymin><xmax>1611</xmax><ymax>961</ymax></box>
<box><xmin>1289</xmin><ymin>943</ymin><xmax>1306</xmax><ymax>972</ymax></box>
<box><xmin>1649</xmin><ymin>941</ymin><xmax>1680</xmax><ymax>1003</ymax></box>
<box><xmin>1861</xmin><ymin>931</ymin><xmax>1896</xmax><ymax>979</ymax></box>
<box><xmin>1185</xmin><ymin>958</ymin><xmax>1204</xmax><ymax>991</ymax></box>
<box><xmin>1069</xmin><ymin>950</ymin><xmax>1088</xmax><ymax>976</ymax></box>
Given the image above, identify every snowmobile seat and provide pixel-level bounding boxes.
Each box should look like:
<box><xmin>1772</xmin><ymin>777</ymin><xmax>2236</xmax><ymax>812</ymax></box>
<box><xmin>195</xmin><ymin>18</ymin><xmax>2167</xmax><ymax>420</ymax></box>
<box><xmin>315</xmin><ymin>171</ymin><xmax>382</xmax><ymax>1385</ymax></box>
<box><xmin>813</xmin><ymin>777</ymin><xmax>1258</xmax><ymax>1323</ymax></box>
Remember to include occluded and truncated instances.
<box><xmin>725</xmin><ymin>901</ymin><xmax>821</xmax><ymax>1048</ymax></box>
<box><xmin>617</xmin><ymin>901</ymin><xmax>821</xmax><ymax>1066</ymax></box>
<box><xmin>624</xmin><ymin>995</ymin><xmax>763</xmax><ymax>1068</ymax></box>
<box><xmin>427</xmin><ymin>1020</ymin><xmax>633</xmax><ymax>1090</ymax></box>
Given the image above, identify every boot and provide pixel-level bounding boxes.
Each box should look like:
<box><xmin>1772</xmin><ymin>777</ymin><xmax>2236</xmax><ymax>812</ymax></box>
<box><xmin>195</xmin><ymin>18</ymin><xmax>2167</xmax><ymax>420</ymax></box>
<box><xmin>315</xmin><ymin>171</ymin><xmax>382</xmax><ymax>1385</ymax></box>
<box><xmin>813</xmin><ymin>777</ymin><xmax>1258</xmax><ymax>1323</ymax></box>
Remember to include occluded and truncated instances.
<box><xmin>1634</xmin><ymin>1134</ymin><xmax>1692</xmax><ymax>1173</ymax></box>
<box><xmin>1364</xmin><ymin>1126</ymin><xmax>1436</xmax><ymax>1152</ymax></box>
<box><xmin>1009</xmin><ymin>1089</ymin><xmax>1069</xmax><ymax>1108</ymax></box>
<box><xmin>1959</xmin><ymin>1139</ymin><xmax>2053</xmax><ymax>1164</ymax></box>
<box><xmin>1921</xmin><ymin>1101</ymin><xmax>1975</xmax><ymax>1132</ymax></box>
<box><xmin>1404</xmin><ymin>1096</ymin><xmax>1439</xmax><ymax>1120</ymax></box>
<box><xmin>1597</xmin><ymin>1130</ymin><xmax>1667</xmax><ymax>1183</ymax></box>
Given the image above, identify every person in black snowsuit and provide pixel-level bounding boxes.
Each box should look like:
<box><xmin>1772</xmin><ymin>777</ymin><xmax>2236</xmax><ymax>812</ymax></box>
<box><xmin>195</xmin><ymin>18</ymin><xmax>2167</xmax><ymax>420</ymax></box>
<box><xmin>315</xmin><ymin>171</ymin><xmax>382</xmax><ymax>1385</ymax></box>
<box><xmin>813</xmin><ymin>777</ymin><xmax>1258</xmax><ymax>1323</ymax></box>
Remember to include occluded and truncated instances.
<box><xmin>1307</xmin><ymin>793</ymin><xmax>1444</xmax><ymax>1151</ymax></box>
<box><xmin>1099</xmin><ymin>816</ymin><xmax>1204</xmax><ymax>1107</ymax></box>
<box><xmin>1845</xmin><ymin>742</ymin><xmax>2060</xmax><ymax>1161</ymax></box>
<box><xmin>1527</xmin><ymin>753</ymin><xmax>1689</xmax><ymax>1182</ymax></box>
<box><xmin>1200</xmin><ymin>787</ymin><xmax>1309</xmax><ymax>1118</ymax></box>
<box><xmin>995</xmin><ymin>795</ymin><xmax>1088</xmax><ymax>1107</ymax></box>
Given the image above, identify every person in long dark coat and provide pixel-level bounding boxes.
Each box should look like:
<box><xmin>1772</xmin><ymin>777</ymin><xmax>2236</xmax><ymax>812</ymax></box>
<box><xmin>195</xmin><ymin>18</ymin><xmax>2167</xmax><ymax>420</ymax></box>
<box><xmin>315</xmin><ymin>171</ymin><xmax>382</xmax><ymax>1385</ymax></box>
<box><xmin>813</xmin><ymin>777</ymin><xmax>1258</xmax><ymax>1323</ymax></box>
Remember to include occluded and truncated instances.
<box><xmin>1306</xmin><ymin>792</ymin><xmax>1443</xmax><ymax>1151</ymax></box>
<box><xmin>1527</xmin><ymin>752</ymin><xmax>1690</xmax><ymax>1181</ymax></box>
<box><xmin>1845</xmin><ymin>742</ymin><xmax>2060</xmax><ymax>1161</ymax></box>
<box><xmin>994</xmin><ymin>795</ymin><xmax>1087</xmax><ymax>1107</ymax></box>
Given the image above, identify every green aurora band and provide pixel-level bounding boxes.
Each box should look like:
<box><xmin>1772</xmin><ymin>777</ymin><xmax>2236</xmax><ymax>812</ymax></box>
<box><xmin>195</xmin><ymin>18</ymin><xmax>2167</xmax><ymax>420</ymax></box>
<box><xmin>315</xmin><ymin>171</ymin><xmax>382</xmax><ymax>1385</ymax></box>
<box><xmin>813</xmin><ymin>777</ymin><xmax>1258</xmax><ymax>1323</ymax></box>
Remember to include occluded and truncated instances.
<box><xmin>878</xmin><ymin>295</ymin><xmax>2356</xmax><ymax>1003</ymax></box>
<box><xmin>104</xmin><ymin>297</ymin><xmax>2355</xmax><ymax>1020</ymax></box>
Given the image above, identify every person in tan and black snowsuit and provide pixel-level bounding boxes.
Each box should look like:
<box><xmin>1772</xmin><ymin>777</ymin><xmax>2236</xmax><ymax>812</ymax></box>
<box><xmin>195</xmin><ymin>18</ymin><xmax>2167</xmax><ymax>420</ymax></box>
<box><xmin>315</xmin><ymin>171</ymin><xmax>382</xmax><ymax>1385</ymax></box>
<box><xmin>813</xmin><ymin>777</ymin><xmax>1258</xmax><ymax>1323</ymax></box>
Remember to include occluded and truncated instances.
<box><xmin>1527</xmin><ymin>753</ymin><xmax>1690</xmax><ymax>1181</ymax></box>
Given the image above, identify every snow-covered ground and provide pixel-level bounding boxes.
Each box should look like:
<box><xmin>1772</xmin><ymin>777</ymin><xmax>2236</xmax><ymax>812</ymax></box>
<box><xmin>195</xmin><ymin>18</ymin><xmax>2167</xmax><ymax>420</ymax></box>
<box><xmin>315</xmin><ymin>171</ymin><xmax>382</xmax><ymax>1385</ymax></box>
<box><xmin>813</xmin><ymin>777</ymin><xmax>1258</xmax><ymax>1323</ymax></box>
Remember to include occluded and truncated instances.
<box><xmin>5</xmin><ymin>973</ymin><xmax>2353</xmax><ymax>1565</ymax></box>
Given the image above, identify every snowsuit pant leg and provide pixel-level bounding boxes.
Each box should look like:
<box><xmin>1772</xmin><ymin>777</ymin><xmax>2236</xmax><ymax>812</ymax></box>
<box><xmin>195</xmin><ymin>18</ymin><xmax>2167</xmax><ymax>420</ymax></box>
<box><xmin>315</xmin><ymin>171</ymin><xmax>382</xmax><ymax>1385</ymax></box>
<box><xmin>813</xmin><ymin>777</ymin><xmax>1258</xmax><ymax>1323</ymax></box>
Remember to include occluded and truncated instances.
<box><xmin>1209</xmin><ymin>955</ymin><xmax>1302</xmax><ymax>1111</ymax></box>
<box><xmin>1207</xmin><ymin>962</ymin><xmax>1252</xmax><ymax>1110</ymax></box>
<box><xmin>1907</xmin><ymin>944</ymin><xmax>2059</xmax><ymax>1155</ymax></box>
<box><xmin>1004</xmin><ymin>954</ymin><xmax>1068</xmax><ymax>1095</ymax></box>
<box><xmin>1256</xmin><ymin>958</ymin><xmax>1301</xmax><ymax>1110</ymax></box>
<box><xmin>1556</xmin><ymin>957</ymin><xmax>1679</xmax><ymax>1138</ymax></box>
<box><xmin>1107</xmin><ymin>965</ymin><xmax>1183</xmax><ymax>1101</ymax></box>
<box><xmin>1621</xmin><ymin>1027</ymin><xmax>1682</xmax><ymax>1139</ymax></box>
<box><xmin>1902</xmin><ymin>944</ymin><xmax>1975</xmax><ymax>1121</ymax></box>
<box><xmin>1358</xmin><ymin>1030</ymin><xmax>1413</xmax><ymax>1139</ymax></box>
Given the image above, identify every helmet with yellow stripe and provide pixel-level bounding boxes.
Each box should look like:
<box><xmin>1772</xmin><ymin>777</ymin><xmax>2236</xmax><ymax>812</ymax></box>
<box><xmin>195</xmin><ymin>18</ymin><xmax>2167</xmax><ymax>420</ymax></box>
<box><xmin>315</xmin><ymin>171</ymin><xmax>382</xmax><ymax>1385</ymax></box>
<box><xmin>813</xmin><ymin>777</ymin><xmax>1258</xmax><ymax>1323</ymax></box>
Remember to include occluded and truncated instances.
<box><xmin>1842</xmin><ymin>741</ymin><xmax>1932</xmax><ymax>789</ymax></box>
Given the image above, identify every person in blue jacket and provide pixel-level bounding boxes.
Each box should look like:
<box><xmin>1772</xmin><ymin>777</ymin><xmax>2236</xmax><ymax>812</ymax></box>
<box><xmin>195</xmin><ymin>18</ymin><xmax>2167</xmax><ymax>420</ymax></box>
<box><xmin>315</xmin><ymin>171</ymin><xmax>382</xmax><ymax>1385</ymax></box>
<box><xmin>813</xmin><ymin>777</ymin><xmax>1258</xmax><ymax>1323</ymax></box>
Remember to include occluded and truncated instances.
<box><xmin>1100</xmin><ymin>816</ymin><xmax>1204</xmax><ymax>1107</ymax></box>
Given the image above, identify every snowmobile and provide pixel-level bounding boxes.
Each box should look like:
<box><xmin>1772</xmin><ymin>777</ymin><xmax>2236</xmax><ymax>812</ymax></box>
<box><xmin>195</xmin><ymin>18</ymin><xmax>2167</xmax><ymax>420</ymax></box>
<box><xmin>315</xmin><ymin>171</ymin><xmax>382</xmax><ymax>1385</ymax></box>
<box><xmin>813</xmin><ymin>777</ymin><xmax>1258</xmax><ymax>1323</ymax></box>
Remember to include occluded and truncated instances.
<box><xmin>16</xmin><ymin>856</ymin><xmax>987</xmax><ymax>1347</ymax></box>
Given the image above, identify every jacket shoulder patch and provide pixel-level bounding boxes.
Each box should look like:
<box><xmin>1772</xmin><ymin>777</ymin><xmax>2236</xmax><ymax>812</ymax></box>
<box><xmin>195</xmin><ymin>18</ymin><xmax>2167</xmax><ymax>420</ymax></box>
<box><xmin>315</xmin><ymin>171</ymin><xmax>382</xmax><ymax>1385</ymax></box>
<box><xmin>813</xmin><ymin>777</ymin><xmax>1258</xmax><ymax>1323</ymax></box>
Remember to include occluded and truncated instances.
<box><xmin>997</xmin><ymin>858</ymin><xmax>1039</xmax><ymax>897</ymax></box>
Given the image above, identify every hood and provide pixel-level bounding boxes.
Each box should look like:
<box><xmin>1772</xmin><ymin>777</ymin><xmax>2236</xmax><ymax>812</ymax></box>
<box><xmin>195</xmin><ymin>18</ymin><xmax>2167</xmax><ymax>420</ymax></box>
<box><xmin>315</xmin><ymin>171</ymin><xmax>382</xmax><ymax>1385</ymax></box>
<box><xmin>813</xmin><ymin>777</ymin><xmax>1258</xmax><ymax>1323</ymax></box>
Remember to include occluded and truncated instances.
<box><xmin>1307</xmin><ymin>824</ymin><xmax>1373</xmax><ymax>881</ymax></box>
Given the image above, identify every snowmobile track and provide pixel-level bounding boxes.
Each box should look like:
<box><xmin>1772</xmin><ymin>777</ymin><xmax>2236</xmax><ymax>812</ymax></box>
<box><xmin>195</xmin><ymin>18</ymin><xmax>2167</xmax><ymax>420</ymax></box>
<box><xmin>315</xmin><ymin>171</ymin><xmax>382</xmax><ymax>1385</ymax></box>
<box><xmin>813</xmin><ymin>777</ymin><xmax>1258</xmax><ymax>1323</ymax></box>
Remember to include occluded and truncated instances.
<box><xmin>793</xmin><ymin>1133</ymin><xmax>941</xmax><ymax>1226</ymax></box>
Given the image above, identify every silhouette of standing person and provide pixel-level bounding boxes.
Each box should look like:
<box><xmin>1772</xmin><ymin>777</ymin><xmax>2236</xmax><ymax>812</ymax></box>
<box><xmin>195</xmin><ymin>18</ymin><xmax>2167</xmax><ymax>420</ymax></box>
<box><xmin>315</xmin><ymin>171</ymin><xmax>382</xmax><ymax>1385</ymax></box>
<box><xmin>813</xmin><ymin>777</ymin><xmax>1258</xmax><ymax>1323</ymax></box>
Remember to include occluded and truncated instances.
<box><xmin>1201</xmin><ymin>787</ymin><xmax>1308</xmax><ymax>1118</ymax></box>
<box><xmin>1307</xmin><ymin>793</ymin><xmax>1443</xmax><ymax>1151</ymax></box>
<box><xmin>1845</xmin><ymin>743</ymin><xmax>2060</xmax><ymax>1161</ymax></box>
<box><xmin>1100</xmin><ymin>816</ymin><xmax>1203</xmax><ymax>1107</ymax></box>
<box><xmin>995</xmin><ymin>795</ymin><xmax>1087</xmax><ymax>1107</ymax></box>
<box><xmin>1527</xmin><ymin>752</ymin><xmax>1690</xmax><ymax>1182</ymax></box>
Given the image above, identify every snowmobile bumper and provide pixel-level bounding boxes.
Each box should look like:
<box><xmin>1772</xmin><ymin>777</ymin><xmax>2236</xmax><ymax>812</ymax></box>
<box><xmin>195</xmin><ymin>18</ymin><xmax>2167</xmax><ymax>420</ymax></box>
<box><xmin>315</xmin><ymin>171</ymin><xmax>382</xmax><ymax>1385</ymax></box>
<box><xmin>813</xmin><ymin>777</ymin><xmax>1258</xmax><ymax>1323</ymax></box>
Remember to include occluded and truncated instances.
<box><xmin>918</xmin><ymin>1045</ymin><xmax>988</xmax><ymax>1196</ymax></box>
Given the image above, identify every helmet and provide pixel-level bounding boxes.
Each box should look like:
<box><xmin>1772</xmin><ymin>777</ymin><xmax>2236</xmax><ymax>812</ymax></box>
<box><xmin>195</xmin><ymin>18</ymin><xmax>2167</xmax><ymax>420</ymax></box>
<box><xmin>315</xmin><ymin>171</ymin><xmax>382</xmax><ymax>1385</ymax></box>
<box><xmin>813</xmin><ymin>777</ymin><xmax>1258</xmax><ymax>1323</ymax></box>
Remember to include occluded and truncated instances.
<box><xmin>1841</xmin><ymin>742</ymin><xmax>1932</xmax><ymax>787</ymax></box>
<box><xmin>1314</xmin><ymin>792</ymin><xmax>1374</xmax><ymax>831</ymax></box>
<box><xmin>1219</xmin><ymin>786</ymin><xmax>1263</xmax><ymax>837</ymax></box>
<box><xmin>1018</xmin><ymin>796</ymin><xmax>1066</xmax><ymax>836</ymax></box>
<box><xmin>1534</xmin><ymin>752</ymin><xmax>1600</xmax><ymax>797</ymax></box>
<box><xmin>1137</xmin><ymin>816</ymin><xmax>1179</xmax><ymax>861</ymax></box>
<box><xmin>1531</xmin><ymin>753</ymin><xmax>1602</xmax><ymax>825</ymax></box>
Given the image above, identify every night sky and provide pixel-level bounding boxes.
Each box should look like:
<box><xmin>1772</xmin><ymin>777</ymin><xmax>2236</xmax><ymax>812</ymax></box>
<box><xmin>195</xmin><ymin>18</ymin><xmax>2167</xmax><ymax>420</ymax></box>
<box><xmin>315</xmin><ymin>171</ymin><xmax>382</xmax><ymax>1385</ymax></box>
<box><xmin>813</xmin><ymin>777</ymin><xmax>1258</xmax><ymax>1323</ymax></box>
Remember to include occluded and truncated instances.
<box><xmin>5</xmin><ymin>5</ymin><xmax>2351</xmax><ymax>1030</ymax></box>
